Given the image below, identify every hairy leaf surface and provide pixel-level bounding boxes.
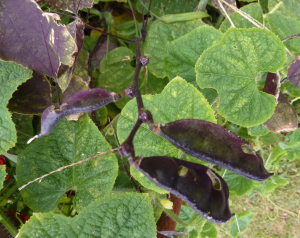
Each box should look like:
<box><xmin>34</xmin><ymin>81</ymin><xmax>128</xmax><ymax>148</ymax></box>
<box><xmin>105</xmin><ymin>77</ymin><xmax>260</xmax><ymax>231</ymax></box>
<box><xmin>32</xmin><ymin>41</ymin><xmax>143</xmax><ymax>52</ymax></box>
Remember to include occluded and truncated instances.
<box><xmin>144</xmin><ymin>18</ymin><xmax>205</xmax><ymax>78</ymax></box>
<box><xmin>0</xmin><ymin>0</ymin><xmax>77</xmax><ymax>78</ymax></box>
<box><xmin>118</xmin><ymin>77</ymin><xmax>216</xmax><ymax>192</ymax></box>
<box><xmin>268</xmin><ymin>0</ymin><xmax>300</xmax><ymax>21</ymax></box>
<box><xmin>18</xmin><ymin>193</ymin><xmax>156</xmax><ymax>238</ymax></box>
<box><xmin>166</xmin><ymin>26</ymin><xmax>223</xmax><ymax>87</ymax></box>
<box><xmin>7</xmin><ymin>71</ymin><xmax>52</xmax><ymax>114</ymax></box>
<box><xmin>45</xmin><ymin>0</ymin><xmax>94</xmax><ymax>14</ymax></box>
<box><xmin>17</xmin><ymin>114</ymin><xmax>118</xmax><ymax>212</ymax></box>
<box><xmin>196</xmin><ymin>28</ymin><xmax>286</xmax><ymax>127</ymax></box>
<box><xmin>0</xmin><ymin>61</ymin><xmax>32</xmax><ymax>155</ymax></box>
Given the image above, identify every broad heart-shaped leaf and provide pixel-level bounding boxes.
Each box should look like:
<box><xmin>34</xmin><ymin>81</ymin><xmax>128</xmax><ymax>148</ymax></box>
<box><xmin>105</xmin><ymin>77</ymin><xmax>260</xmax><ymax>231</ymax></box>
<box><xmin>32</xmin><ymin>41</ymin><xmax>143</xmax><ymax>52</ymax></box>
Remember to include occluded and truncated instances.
<box><xmin>17</xmin><ymin>114</ymin><xmax>118</xmax><ymax>212</ymax></box>
<box><xmin>45</xmin><ymin>0</ymin><xmax>94</xmax><ymax>14</ymax></box>
<box><xmin>268</xmin><ymin>0</ymin><xmax>300</xmax><ymax>21</ymax></box>
<box><xmin>230</xmin><ymin>212</ymin><xmax>256</xmax><ymax>238</ymax></box>
<box><xmin>98</xmin><ymin>47</ymin><xmax>136</xmax><ymax>93</ymax></box>
<box><xmin>196</xmin><ymin>28</ymin><xmax>286</xmax><ymax>127</ymax></box>
<box><xmin>166</xmin><ymin>26</ymin><xmax>223</xmax><ymax>87</ymax></box>
<box><xmin>0</xmin><ymin>0</ymin><xmax>77</xmax><ymax>78</ymax></box>
<box><xmin>7</xmin><ymin>71</ymin><xmax>52</xmax><ymax>114</ymax></box>
<box><xmin>117</xmin><ymin>77</ymin><xmax>216</xmax><ymax>193</ymax></box>
<box><xmin>262</xmin><ymin>72</ymin><xmax>298</xmax><ymax>133</ymax></box>
<box><xmin>264</xmin><ymin>175</ymin><xmax>288</xmax><ymax>193</ymax></box>
<box><xmin>220</xmin><ymin>3</ymin><xmax>263</xmax><ymax>33</ymax></box>
<box><xmin>0</xmin><ymin>61</ymin><xmax>32</xmax><ymax>155</ymax></box>
<box><xmin>267</xmin><ymin>12</ymin><xmax>300</xmax><ymax>53</ymax></box>
<box><xmin>0</xmin><ymin>165</ymin><xmax>6</xmax><ymax>190</ymax></box>
<box><xmin>130</xmin><ymin>156</ymin><xmax>233</xmax><ymax>224</ymax></box>
<box><xmin>223</xmin><ymin>171</ymin><xmax>253</xmax><ymax>196</ymax></box>
<box><xmin>288</xmin><ymin>55</ymin><xmax>300</xmax><ymax>87</ymax></box>
<box><xmin>18</xmin><ymin>193</ymin><xmax>156</xmax><ymax>238</ymax></box>
<box><xmin>144</xmin><ymin>18</ymin><xmax>205</xmax><ymax>78</ymax></box>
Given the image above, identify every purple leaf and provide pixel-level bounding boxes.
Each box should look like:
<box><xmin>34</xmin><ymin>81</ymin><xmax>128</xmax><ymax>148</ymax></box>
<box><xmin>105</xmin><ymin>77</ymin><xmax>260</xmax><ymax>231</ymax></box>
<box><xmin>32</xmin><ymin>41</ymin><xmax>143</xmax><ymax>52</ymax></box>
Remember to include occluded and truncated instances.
<box><xmin>28</xmin><ymin>88</ymin><xmax>121</xmax><ymax>143</ymax></box>
<box><xmin>263</xmin><ymin>72</ymin><xmax>298</xmax><ymax>133</ymax></box>
<box><xmin>150</xmin><ymin>119</ymin><xmax>273</xmax><ymax>181</ymax></box>
<box><xmin>287</xmin><ymin>55</ymin><xmax>300</xmax><ymax>88</ymax></box>
<box><xmin>45</xmin><ymin>0</ymin><xmax>94</xmax><ymax>14</ymax></box>
<box><xmin>67</xmin><ymin>19</ymin><xmax>85</xmax><ymax>54</ymax></box>
<box><xmin>130</xmin><ymin>156</ymin><xmax>234</xmax><ymax>224</ymax></box>
<box><xmin>0</xmin><ymin>0</ymin><xmax>77</xmax><ymax>78</ymax></box>
<box><xmin>7</xmin><ymin>71</ymin><xmax>52</xmax><ymax>114</ymax></box>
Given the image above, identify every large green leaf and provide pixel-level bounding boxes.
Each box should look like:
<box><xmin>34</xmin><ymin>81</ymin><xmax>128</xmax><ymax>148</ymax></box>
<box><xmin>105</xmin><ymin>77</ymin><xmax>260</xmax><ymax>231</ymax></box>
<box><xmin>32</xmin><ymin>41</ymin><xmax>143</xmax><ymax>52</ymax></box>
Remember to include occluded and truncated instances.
<box><xmin>117</xmin><ymin>77</ymin><xmax>216</xmax><ymax>192</ymax></box>
<box><xmin>220</xmin><ymin>3</ymin><xmax>263</xmax><ymax>32</ymax></box>
<box><xmin>144</xmin><ymin>18</ymin><xmax>205</xmax><ymax>78</ymax></box>
<box><xmin>136</xmin><ymin>0</ymin><xmax>200</xmax><ymax>17</ymax></box>
<box><xmin>267</xmin><ymin>12</ymin><xmax>300</xmax><ymax>53</ymax></box>
<box><xmin>0</xmin><ymin>61</ymin><xmax>32</xmax><ymax>155</ymax></box>
<box><xmin>268</xmin><ymin>0</ymin><xmax>300</xmax><ymax>21</ymax></box>
<box><xmin>223</xmin><ymin>171</ymin><xmax>254</xmax><ymax>196</ymax></box>
<box><xmin>18</xmin><ymin>193</ymin><xmax>156</xmax><ymax>238</ymax></box>
<box><xmin>196</xmin><ymin>28</ymin><xmax>286</xmax><ymax>127</ymax></box>
<box><xmin>166</xmin><ymin>26</ymin><xmax>223</xmax><ymax>87</ymax></box>
<box><xmin>230</xmin><ymin>212</ymin><xmax>256</xmax><ymax>238</ymax></box>
<box><xmin>17</xmin><ymin>114</ymin><xmax>118</xmax><ymax>212</ymax></box>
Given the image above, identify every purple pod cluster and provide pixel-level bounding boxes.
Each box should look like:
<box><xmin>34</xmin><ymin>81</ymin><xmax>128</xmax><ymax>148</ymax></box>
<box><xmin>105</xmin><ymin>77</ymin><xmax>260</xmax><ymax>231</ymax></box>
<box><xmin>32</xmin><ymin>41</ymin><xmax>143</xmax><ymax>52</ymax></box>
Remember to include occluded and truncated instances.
<box><xmin>129</xmin><ymin>156</ymin><xmax>234</xmax><ymax>224</ymax></box>
<box><xmin>150</xmin><ymin>119</ymin><xmax>273</xmax><ymax>181</ymax></box>
<box><xmin>27</xmin><ymin>88</ymin><xmax>121</xmax><ymax>143</ymax></box>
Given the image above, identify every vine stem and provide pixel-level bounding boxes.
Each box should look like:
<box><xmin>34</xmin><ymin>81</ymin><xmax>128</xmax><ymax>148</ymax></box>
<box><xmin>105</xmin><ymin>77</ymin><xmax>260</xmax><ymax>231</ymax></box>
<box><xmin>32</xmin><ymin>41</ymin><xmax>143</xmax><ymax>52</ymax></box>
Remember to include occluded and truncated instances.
<box><xmin>18</xmin><ymin>149</ymin><xmax>118</xmax><ymax>190</ymax></box>
<box><xmin>217</xmin><ymin>0</ymin><xmax>235</xmax><ymax>28</ymax></box>
<box><xmin>0</xmin><ymin>184</ymin><xmax>18</xmax><ymax>206</ymax></box>
<box><xmin>266</xmin><ymin>196</ymin><xmax>300</xmax><ymax>218</ymax></box>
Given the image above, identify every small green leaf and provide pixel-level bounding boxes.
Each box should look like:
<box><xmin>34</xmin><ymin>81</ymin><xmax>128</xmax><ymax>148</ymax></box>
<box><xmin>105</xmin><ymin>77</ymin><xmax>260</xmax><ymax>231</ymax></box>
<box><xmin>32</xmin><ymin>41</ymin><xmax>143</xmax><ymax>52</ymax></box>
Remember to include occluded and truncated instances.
<box><xmin>144</xmin><ymin>18</ymin><xmax>205</xmax><ymax>78</ymax></box>
<box><xmin>260</xmin><ymin>132</ymin><xmax>282</xmax><ymax>145</ymax></box>
<box><xmin>230</xmin><ymin>212</ymin><xmax>256</xmax><ymax>238</ymax></box>
<box><xmin>268</xmin><ymin>145</ymin><xmax>286</xmax><ymax>164</ymax></box>
<box><xmin>267</xmin><ymin>12</ymin><xmax>300</xmax><ymax>53</ymax></box>
<box><xmin>18</xmin><ymin>193</ymin><xmax>156</xmax><ymax>238</ymax></box>
<box><xmin>220</xmin><ymin>3</ymin><xmax>263</xmax><ymax>32</ymax></box>
<box><xmin>196</xmin><ymin>28</ymin><xmax>286</xmax><ymax>127</ymax></box>
<box><xmin>264</xmin><ymin>176</ymin><xmax>288</xmax><ymax>193</ymax></box>
<box><xmin>0</xmin><ymin>165</ymin><xmax>6</xmax><ymax>190</ymax></box>
<box><xmin>248</xmin><ymin>124</ymin><xmax>270</xmax><ymax>136</ymax></box>
<box><xmin>283</xmin><ymin>80</ymin><xmax>300</xmax><ymax>97</ymax></box>
<box><xmin>98</xmin><ymin>47</ymin><xmax>136</xmax><ymax>93</ymax></box>
<box><xmin>17</xmin><ymin>114</ymin><xmax>118</xmax><ymax>212</ymax></box>
<box><xmin>0</xmin><ymin>61</ymin><xmax>32</xmax><ymax>155</ymax></box>
<box><xmin>118</xmin><ymin>77</ymin><xmax>216</xmax><ymax>193</ymax></box>
<box><xmin>223</xmin><ymin>171</ymin><xmax>253</xmax><ymax>196</ymax></box>
<box><xmin>200</xmin><ymin>222</ymin><xmax>217</xmax><ymax>238</ymax></box>
<box><xmin>279</xmin><ymin>142</ymin><xmax>300</xmax><ymax>160</ymax></box>
<box><xmin>166</xmin><ymin>26</ymin><xmax>223</xmax><ymax>87</ymax></box>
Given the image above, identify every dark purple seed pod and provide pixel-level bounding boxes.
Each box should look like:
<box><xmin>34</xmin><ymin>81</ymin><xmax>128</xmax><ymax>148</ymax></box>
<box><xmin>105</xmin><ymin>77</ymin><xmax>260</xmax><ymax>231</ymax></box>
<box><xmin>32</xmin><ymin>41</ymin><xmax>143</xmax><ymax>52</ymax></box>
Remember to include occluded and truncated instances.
<box><xmin>27</xmin><ymin>88</ymin><xmax>122</xmax><ymax>143</ymax></box>
<box><xmin>129</xmin><ymin>156</ymin><xmax>234</xmax><ymax>224</ymax></box>
<box><xmin>138</xmin><ymin>109</ymin><xmax>154</xmax><ymax>124</ymax></box>
<box><xmin>125</xmin><ymin>87</ymin><xmax>134</xmax><ymax>98</ymax></box>
<box><xmin>140</xmin><ymin>56</ymin><xmax>149</xmax><ymax>66</ymax></box>
<box><xmin>151</xmin><ymin>119</ymin><xmax>273</xmax><ymax>181</ymax></box>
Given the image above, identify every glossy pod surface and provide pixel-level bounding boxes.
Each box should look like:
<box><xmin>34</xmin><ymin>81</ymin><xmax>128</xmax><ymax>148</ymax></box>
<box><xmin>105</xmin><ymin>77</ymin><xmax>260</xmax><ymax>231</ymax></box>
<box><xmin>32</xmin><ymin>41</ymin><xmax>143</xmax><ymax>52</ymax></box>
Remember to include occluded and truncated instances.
<box><xmin>154</xmin><ymin>119</ymin><xmax>273</xmax><ymax>181</ymax></box>
<box><xmin>29</xmin><ymin>88</ymin><xmax>121</xmax><ymax>142</ymax></box>
<box><xmin>130</xmin><ymin>156</ymin><xmax>234</xmax><ymax>224</ymax></box>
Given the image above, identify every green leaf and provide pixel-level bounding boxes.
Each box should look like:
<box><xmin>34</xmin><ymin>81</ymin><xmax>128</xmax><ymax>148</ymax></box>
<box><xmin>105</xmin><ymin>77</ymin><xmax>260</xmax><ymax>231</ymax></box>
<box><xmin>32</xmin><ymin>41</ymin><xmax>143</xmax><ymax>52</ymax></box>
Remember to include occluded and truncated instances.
<box><xmin>260</xmin><ymin>132</ymin><xmax>282</xmax><ymax>146</ymax></box>
<box><xmin>166</xmin><ymin>26</ymin><xmax>223</xmax><ymax>87</ymax></box>
<box><xmin>268</xmin><ymin>145</ymin><xmax>286</xmax><ymax>164</ymax></box>
<box><xmin>196</xmin><ymin>28</ymin><xmax>286</xmax><ymax>127</ymax></box>
<box><xmin>230</xmin><ymin>212</ymin><xmax>256</xmax><ymax>238</ymax></box>
<box><xmin>264</xmin><ymin>176</ymin><xmax>288</xmax><ymax>193</ymax></box>
<box><xmin>279</xmin><ymin>142</ymin><xmax>300</xmax><ymax>160</ymax></box>
<box><xmin>223</xmin><ymin>171</ymin><xmax>254</xmax><ymax>196</ymax></box>
<box><xmin>98</xmin><ymin>47</ymin><xmax>136</xmax><ymax>93</ymax></box>
<box><xmin>200</xmin><ymin>222</ymin><xmax>217</xmax><ymax>238</ymax></box>
<box><xmin>268</xmin><ymin>0</ymin><xmax>300</xmax><ymax>21</ymax></box>
<box><xmin>220</xmin><ymin>3</ymin><xmax>263</xmax><ymax>32</ymax></box>
<box><xmin>248</xmin><ymin>124</ymin><xmax>270</xmax><ymax>136</ymax></box>
<box><xmin>0</xmin><ymin>165</ymin><xmax>6</xmax><ymax>190</ymax></box>
<box><xmin>117</xmin><ymin>77</ymin><xmax>216</xmax><ymax>193</ymax></box>
<box><xmin>18</xmin><ymin>193</ymin><xmax>156</xmax><ymax>238</ymax></box>
<box><xmin>267</xmin><ymin>12</ymin><xmax>300</xmax><ymax>53</ymax></box>
<box><xmin>139</xmin><ymin>72</ymin><xmax>169</xmax><ymax>95</ymax></box>
<box><xmin>17</xmin><ymin>114</ymin><xmax>118</xmax><ymax>212</ymax></box>
<box><xmin>136</xmin><ymin>0</ymin><xmax>201</xmax><ymax>17</ymax></box>
<box><xmin>144</xmin><ymin>18</ymin><xmax>205</xmax><ymax>78</ymax></box>
<box><xmin>283</xmin><ymin>80</ymin><xmax>300</xmax><ymax>97</ymax></box>
<box><xmin>0</xmin><ymin>61</ymin><xmax>32</xmax><ymax>155</ymax></box>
